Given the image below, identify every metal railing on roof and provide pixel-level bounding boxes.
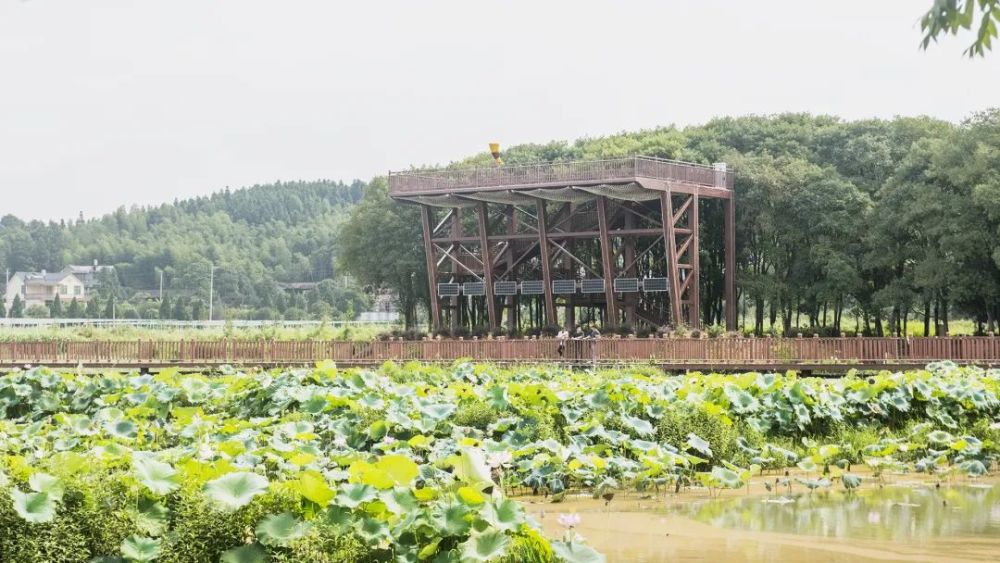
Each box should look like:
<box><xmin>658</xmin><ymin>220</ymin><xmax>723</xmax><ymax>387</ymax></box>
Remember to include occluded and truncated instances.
<box><xmin>388</xmin><ymin>156</ymin><xmax>733</xmax><ymax>195</ymax></box>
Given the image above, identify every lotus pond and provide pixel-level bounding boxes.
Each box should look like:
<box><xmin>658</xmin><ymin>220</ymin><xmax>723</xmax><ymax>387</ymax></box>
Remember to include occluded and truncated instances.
<box><xmin>0</xmin><ymin>360</ymin><xmax>997</xmax><ymax>562</ymax></box>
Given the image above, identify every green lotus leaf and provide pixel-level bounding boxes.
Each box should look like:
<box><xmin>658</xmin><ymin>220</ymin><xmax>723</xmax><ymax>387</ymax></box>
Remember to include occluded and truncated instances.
<box><xmin>480</xmin><ymin>498</ymin><xmax>524</xmax><ymax>532</ymax></box>
<box><xmin>796</xmin><ymin>459</ymin><xmax>818</xmax><ymax>473</ymax></box>
<box><xmin>927</xmin><ymin>430</ymin><xmax>954</xmax><ymax>445</ymax></box>
<box><xmin>375</xmin><ymin>454</ymin><xmax>420</xmax><ymax>487</ymax></box>
<box><xmin>419</xmin><ymin>402</ymin><xmax>456</xmax><ymax>421</ymax></box>
<box><xmin>380</xmin><ymin>487</ymin><xmax>419</xmax><ymax>515</ymax></box>
<box><xmin>619</xmin><ymin>414</ymin><xmax>654</xmax><ymax>437</ymax></box>
<box><xmin>960</xmin><ymin>459</ymin><xmax>988</xmax><ymax>476</ymax></box>
<box><xmin>453</xmin><ymin>447</ymin><xmax>494</xmax><ymax>487</ymax></box>
<box><xmin>28</xmin><ymin>472</ymin><xmax>64</xmax><ymax>502</ymax></box>
<box><xmin>335</xmin><ymin>483</ymin><xmax>377</xmax><ymax>508</ymax></box>
<box><xmin>291</xmin><ymin>470</ymin><xmax>335</xmax><ymax>506</ymax></box>
<box><xmin>121</xmin><ymin>535</ymin><xmax>161</xmax><ymax>562</ymax></box>
<box><xmin>108</xmin><ymin>419</ymin><xmax>139</xmax><ymax>439</ymax></box>
<box><xmin>685</xmin><ymin>433</ymin><xmax>713</xmax><ymax>458</ymax></box>
<box><xmin>204</xmin><ymin>472</ymin><xmax>270</xmax><ymax>511</ymax></box>
<box><xmin>436</xmin><ymin>502</ymin><xmax>472</xmax><ymax>536</ymax></box>
<box><xmin>133</xmin><ymin>498</ymin><xmax>169</xmax><ymax>536</ymax></box>
<box><xmin>220</xmin><ymin>544</ymin><xmax>269</xmax><ymax>563</ymax></box>
<box><xmin>356</xmin><ymin>517</ymin><xmax>390</xmax><ymax>542</ymax></box>
<box><xmin>325</xmin><ymin>505</ymin><xmax>352</xmax><ymax>530</ymax></box>
<box><xmin>842</xmin><ymin>473</ymin><xmax>862</xmax><ymax>490</ymax></box>
<box><xmin>460</xmin><ymin>530</ymin><xmax>511</xmax><ymax>562</ymax></box>
<box><xmin>551</xmin><ymin>540</ymin><xmax>607</xmax><ymax>563</ymax></box>
<box><xmin>11</xmin><ymin>489</ymin><xmax>57</xmax><ymax>523</ymax></box>
<box><xmin>710</xmin><ymin>466</ymin><xmax>743</xmax><ymax>489</ymax></box>
<box><xmin>133</xmin><ymin>457</ymin><xmax>180</xmax><ymax>495</ymax></box>
<box><xmin>255</xmin><ymin>512</ymin><xmax>311</xmax><ymax>547</ymax></box>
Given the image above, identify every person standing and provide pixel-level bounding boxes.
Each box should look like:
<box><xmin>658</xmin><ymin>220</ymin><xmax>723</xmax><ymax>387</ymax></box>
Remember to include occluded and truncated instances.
<box><xmin>556</xmin><ymin>328</ymin><xmax>569</xmax><ymax>358</ymax></box>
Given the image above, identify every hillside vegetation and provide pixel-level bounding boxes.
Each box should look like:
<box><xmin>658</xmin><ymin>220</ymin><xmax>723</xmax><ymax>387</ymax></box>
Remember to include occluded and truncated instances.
<box><xmin>0</xmin><ymin>180</ymin><xmax>368</xmax><ymax>321</ymax></box>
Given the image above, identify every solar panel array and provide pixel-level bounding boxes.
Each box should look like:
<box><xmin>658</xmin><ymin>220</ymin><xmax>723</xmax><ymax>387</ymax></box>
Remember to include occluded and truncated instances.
<box><xmin>437</xmin><ymin>283</ymin><xmax>461</xmax><ymax>297</ymax></box>
<box><xmin>613</xmin><ymin>277</ymin><xmax>640</xmax><ymax>293</ymax></box>
<box><xmin>493</xmin><ymin>281</ymin><xmax>518</xmax><ymax>296</ymax></box>
<box><xmin>552</xmin><ymin>279</ymin><xmax>578</xmax><ymax>294</ymax></box>
<box><xmin>442</xmin><ymin>277</ymin><xmax>672</xmax><ymax>297</ymax></box>
<box><xmin>520</xmin><ymin>280</ymin><xmax>545</xmax><ymax>295</ymax></box>
<box><xmin>642</xmin><ymin>277</ymin><xmax>669</xmax><ymax>292</ymax></box>
<box><xmin>462</xmin><ymin>282</ymin><xmax>486</xmax><ymax>296</ymax></box>
<box><xmin>580</xmin><ymin>278</ymin><xmax>606</xmax><ymax>294</ymax></box>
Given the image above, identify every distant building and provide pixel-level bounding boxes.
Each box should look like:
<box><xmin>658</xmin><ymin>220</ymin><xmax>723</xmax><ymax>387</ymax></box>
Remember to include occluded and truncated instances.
<box><xmin>4</xmin><ymin>270</ymin><xmax>88</xmax><ymax>310</ymax></box>
<box><xmin>277</xmin><ymin>282</ymin><xmax>319</xmax><ymax>294</ymax></box>
<box><xmin>61</xmin><ymin>260</ymin><xmax>114</xmax><ymax>290</ymax></box>
<box><xmin>358</xmin><ymin>288</ymin><xmax>399</xmax><ymax>322</ymax></box>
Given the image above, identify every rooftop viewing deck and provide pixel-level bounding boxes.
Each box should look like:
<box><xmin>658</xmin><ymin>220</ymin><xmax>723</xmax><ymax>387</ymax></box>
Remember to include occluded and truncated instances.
<box><xmin>388</xmin><ymin>156</ymin><xmax>734</xmax><ymax>196</ymax></box>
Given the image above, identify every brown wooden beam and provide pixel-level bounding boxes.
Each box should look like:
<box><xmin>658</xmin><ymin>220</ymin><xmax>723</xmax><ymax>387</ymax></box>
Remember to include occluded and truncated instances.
<box><xmin>596</xmin><ymin>197</ymin><xmax>619</xmax><ymax>328</ymax></box>
<box><xmin>477</xmin><ymin>202</ymin><xmax>498</xmax><ymax>331</ymax></box>
<box><xmin>536</xmin><ymin>199</ymin><xmax>557</xmax><ymax>325</ymax></box>
<box><xmin>433</xmin><ymin>227</ymin><xmax>672</xmax><ymax>244</ymax></box>
<box><xmin>420</xmin><ymin>205</ymin><xmax>441</xmax><ymax>330</ymax></box>
<box><xmin>660</xmin><ymin>191</ymin><xmax>683</xmax><ymax>325</ymax></box>
<box><xmin>725</xmin><ymin>196</ymin><xmax>737</xmax><ymax>330</ymax></box>
<box><xmin>690</xmin><ymin>194</ymin><xmax>701</xmax><ymax>330</ymax></box>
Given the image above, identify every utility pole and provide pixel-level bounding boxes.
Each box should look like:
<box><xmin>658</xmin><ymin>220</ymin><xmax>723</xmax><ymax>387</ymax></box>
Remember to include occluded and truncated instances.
<box><xmin>159</xmin><ymin>270</ymin><xmax>163</xmax><ymax>302</ymax></box>
<box><xmin>208</xmin><ymin>264</ymin><xmax>215</xmax><ymax>321</ymax></box>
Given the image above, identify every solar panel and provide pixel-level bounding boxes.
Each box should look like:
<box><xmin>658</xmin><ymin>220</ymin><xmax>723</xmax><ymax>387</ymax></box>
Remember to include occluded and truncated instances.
<box><xmin>494</xmin><ymin>281</ymin><xmax>518</xmax><ymax>296</ymax></box>
<box><xmin>642</xmin><ymin>277</ymin><xmax>668</xmax><ymax>292</ymax></box>
<box><xmin>580</xmin><ymin>278</ymin><xmax>605</xmax><ymax>294</ymax></box>
<box><xmin>613</xmin><ymin>278</ymin><xmax>640</xmax><ymax>293</ymax></box>
<box><xmin>437</xmin><ymin>283</ymin><xmax>461</xmax><ymax>297</ymax></box>
<box><xmin>463</xmin><ymin>281</ymin><xmax>485</xmax><ymax>296</ymax></box>
<box><xmin>520</xmin><ymin>280</ymin><xmax>544</xmax><ymax>295</ymax></box>
<box><xmin>552</xmin><ymin>279</ymin><xmax>577</xmax><ymax>294</ymax></box>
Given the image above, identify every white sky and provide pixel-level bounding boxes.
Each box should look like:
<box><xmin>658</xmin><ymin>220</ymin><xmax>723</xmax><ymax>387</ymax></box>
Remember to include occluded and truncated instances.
<box><xmin>1</xmin><ymin>0</ymin><xmax>998</xmax><ymax>220</ymax></box>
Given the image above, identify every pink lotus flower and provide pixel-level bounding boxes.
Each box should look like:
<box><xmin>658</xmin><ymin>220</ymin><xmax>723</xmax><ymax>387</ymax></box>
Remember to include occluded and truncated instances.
<box><xmin>558</xmin><ymin>513</ymin><xmax>581</xmax><ymax>528</ymax></box>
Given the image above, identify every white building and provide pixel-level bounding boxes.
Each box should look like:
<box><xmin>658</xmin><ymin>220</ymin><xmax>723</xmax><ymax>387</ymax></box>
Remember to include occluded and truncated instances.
<box><xmin>4</xmin><ymin>270</ymin><xmax>88</xmax><ymax>311</ymax></box>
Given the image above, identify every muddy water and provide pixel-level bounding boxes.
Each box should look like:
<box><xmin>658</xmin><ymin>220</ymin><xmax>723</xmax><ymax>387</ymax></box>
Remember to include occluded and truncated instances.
<box><xmin>519</xmin><ymin>480</ymin><xmax>1000</xmax><ymax>562</ymax></box>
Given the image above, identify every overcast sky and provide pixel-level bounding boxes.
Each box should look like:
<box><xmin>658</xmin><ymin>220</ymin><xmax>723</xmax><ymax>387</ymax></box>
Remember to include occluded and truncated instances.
<box><xmin>1</xmin><ymin>0</ymin><xmax>998</xmax><ymax>221</ymax></box>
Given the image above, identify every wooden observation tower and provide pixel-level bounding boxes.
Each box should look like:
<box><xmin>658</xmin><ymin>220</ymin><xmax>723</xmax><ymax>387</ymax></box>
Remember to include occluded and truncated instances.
<box><xmin>388</xmin><ymin>156</ymin><xmax>736</xmax><ymax>333</ymax></box>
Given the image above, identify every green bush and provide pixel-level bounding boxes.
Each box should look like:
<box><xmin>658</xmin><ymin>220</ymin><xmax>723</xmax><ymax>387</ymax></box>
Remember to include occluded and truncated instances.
<box><xmin>656</xmin><ymin>406</ymin><xmax>763</xmax><ymax>466</ymax></box>
<box><xmin>453</xmin><ymin>400</ymin><xmax>500</xmax><ymax>430</ymax></box>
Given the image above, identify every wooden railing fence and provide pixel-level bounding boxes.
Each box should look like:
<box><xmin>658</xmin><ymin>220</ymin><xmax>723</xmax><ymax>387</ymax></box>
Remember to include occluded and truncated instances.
<box><xmin>0</xmin><ymin>337</ymin><xmax>998</xmax><ymax>367</ymax></box>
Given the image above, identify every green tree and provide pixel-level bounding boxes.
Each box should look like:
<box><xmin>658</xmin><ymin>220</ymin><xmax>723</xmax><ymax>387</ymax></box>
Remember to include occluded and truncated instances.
<box><xmin>173</xmin><ymin>296</ymin><xmax>190</xmax><ymax>321</ymax></box>
<box><xmin>103</xmin><ymin>295</ymin><xmax>116</xmax><ymax>319</ymax></box>
<box><xmin>84</xmin><ymin>297</ymin><xmax>100</xmax><ymax>319</ymax></box>
<box><xmin>66</xmin><ymin>297</ymin><xmax>82</xmax><ymax>318</ymax></box>
<box><xmin>921</xmin><ymin>0</ymin><xmax>1000</xmax><ymax>57</ymax></box>
<box><xmin>159</xmin><ymin>294</ymin><xmax>171</xmax><ymax>321</ymax></box>
<box><xmin>24</xmin><ymin>304</ymin><xmax>49</xmax><ymax>318</ymax></box>
<box><xmin>191</xmin><ymin>298</ymin><xmax>204</xmax><ymax>321</ymax></box>
<box><xmin>338</xmin><ymin>177</ymin><xmax>427</xmax><ymax>328</ymax></box>
<box><xmin>10</xmin><ymin>294</ymin><xmax>24</xmax><ymax>318</ymax></box>
<box><xmin>50</xmin><ymin>294</ymin><xmax>62</xmax><ymax>318</ymax></box>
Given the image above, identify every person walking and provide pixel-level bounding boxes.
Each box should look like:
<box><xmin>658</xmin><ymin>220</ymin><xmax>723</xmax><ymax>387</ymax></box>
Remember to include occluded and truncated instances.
<box><xmin>556</xmin><ymin>328</ymin><xmax>569</xmax><ymax>358</ymax></box>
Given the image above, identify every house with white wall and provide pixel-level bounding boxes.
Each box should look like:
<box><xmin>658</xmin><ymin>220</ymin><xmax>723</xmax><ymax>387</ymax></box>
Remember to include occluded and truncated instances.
<box><xmin>4</xmin><ymin>270</ymin><xmax>88</xmax><ymax>311</ymax></box>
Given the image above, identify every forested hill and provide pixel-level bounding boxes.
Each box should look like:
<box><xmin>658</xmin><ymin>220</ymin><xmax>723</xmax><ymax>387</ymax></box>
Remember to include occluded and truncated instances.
<box><xmin>0</xmin><ymin>179</ymin><xmax>367</xmax><ymax>319</ymax></box>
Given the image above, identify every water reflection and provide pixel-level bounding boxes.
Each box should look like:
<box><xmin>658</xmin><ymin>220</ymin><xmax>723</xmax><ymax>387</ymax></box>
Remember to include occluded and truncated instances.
<box><xmin>676</xmin><ymin>484</ymin><xmax>1000</xmax><ymax>541</ymax></box>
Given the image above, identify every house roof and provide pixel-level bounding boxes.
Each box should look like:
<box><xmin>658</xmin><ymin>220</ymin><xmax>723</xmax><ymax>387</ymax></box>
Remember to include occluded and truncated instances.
<box><xmin>19</xmin><ymin>271</ymin><xmax>79</xmax><ymax>286</ymax></box>
<box><xmin>63</xmin><ymin>264</ymin><xmax>114</xmax><ymax>275</ymax></box>
<box><xmin>277</xmin><ymin>282</ymin><xmax>319</xmax><ymax>291</ymax></box>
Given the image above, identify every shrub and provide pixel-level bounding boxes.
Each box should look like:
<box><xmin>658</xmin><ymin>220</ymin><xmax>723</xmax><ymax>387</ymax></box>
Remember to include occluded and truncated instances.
<box><xmin>656</xmin><ymin>406</ymin><xmax>763</xmax><ymax>466</ymax></box>
<box><xmin>453</xmin><ymin>400</ymin><xmax>500</xmax><ymax>430</ymax></box>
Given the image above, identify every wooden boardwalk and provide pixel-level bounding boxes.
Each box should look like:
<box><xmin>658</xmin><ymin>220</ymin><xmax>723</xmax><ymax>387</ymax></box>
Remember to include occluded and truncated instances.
<box><xmin>0</xmin><ymin>337</ymin><xmax>998</xmax><ymax>372</ymax></box>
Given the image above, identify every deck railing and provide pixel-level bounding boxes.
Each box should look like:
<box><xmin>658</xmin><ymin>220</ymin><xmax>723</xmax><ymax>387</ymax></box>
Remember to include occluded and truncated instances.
<box><xmin>0</xmin><ymin>337</ymin><xmax>997</xmax><ymax>368</ymax></box>
<box><xmin>388</xmin><ymin>156</ymin><xmax>733</xmax><ymax>195</ymax></box>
